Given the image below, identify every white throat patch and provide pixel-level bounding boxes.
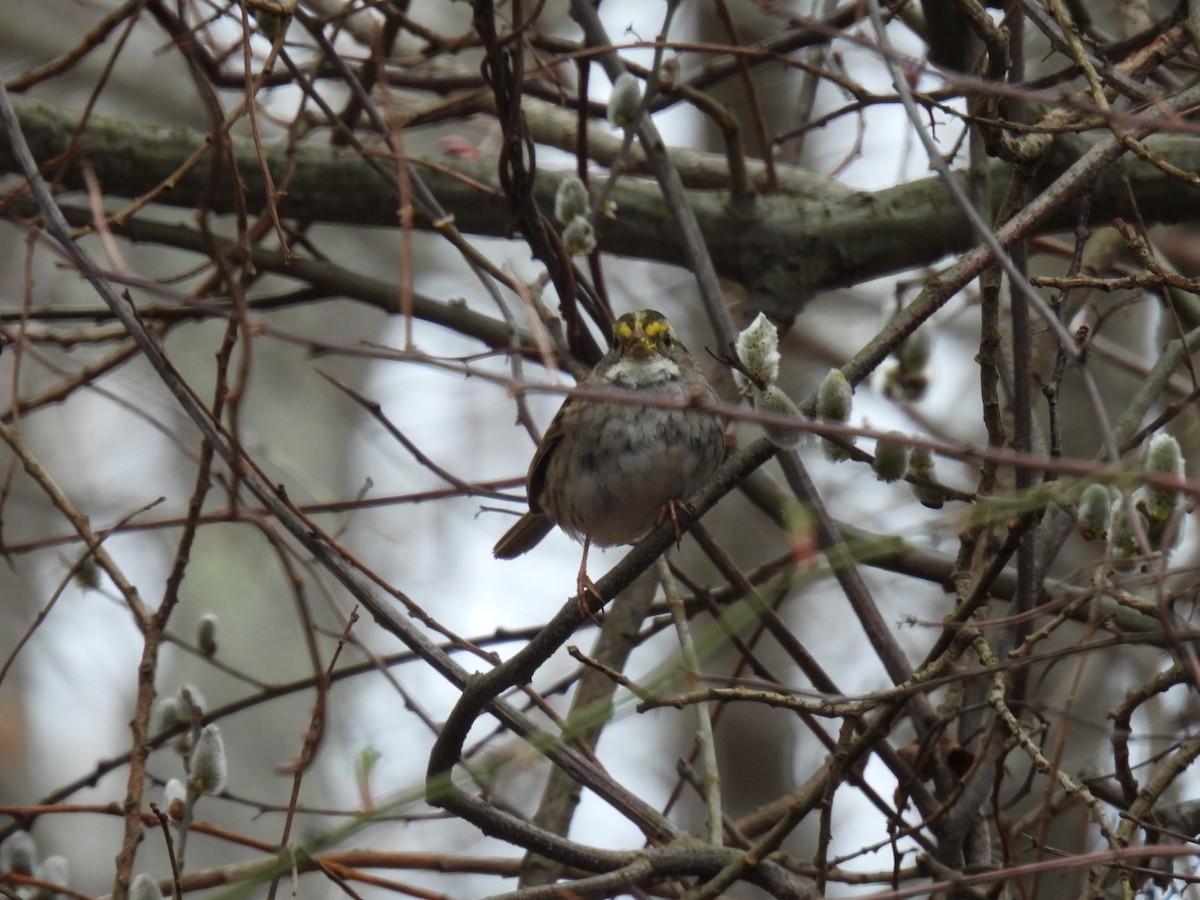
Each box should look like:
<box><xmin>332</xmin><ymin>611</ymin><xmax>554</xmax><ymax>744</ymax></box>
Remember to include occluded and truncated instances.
<box><xmin>607</xmin><ymin>354</ymin><xmax>681</xmax><ymax>385</ymax></box>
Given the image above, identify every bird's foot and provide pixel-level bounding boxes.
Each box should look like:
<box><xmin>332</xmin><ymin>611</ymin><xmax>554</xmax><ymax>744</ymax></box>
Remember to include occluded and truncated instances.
<box><xmin>574</xmin><ymin>572</ymin><xmax>604</xmax><ymax>624</ymax></box>
<box><xmin>655</xmin><ymin>498</ymin><xmax>696</xmax><ymax>547</ymax></box>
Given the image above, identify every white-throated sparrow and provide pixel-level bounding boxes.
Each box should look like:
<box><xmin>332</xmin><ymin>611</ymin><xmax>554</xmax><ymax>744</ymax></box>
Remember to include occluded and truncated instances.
<box><xmin>494</xmin><ymin>309</ymin><xmax>725</xmax><ymax>594</ymax></box>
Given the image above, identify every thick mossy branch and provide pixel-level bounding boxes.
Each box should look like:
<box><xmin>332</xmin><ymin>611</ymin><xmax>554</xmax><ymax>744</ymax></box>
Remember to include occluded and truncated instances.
<box><xmin>4</xmin><ymin>98</ymin><xmax>1200</xmax><ymax>321</ymax></box>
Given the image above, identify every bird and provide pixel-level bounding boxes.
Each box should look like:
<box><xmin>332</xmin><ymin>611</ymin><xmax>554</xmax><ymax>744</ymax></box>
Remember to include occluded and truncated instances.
<box><xmin>493</xmin><ymin>309</ymin><xmax>726</xmax><ymax>608</ymax></box>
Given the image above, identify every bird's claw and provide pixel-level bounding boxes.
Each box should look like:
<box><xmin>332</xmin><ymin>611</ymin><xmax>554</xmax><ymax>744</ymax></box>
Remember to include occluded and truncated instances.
<box><xmin>575</xmin><ymin>573</ymin><xmax>604</xmax><ymax>624</ymax></box>
<box><xmin>656</xmin><ymin>498</ymin><xmax>696</xmax><ymax>548</ymax></box>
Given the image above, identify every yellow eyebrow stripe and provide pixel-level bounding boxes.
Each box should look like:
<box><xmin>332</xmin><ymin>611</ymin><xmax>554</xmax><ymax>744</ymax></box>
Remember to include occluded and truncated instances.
<box><xmin>643</xmin><ymin>319</ymin><xmax>668</xmax><ymax>340</ymax></box>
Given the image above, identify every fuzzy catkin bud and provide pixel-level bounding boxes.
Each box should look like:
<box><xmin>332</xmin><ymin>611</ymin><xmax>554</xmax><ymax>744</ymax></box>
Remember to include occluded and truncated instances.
<box><xmin>0</xmin><ymin>831</ymin><xmax>37</xmax><ymax>875</ymax></box>
<box><xmin>817</xmin><ymin>369</ymin><xmax>853</xmax><ymax>422</ymax></box>
<box><xmin>873</xmin><ymin>433</ymin><xmax>911</xmax><ymax>483</ymax></box>
<box><xmin>561</xmin><ymin>216</ymin><xmax>597</xmax><ymax>255</ymax></box>
<box><xmin>151</xmin><ymin>696</ymin><xmax>184</xmax><ymax>734</ymax></box>
<box><xmin>607</xmin><ymin>72</ymin><xmax>642</xmax><ymax>129</ymax></box>
<box><xmin>129</xmin><ymin>873</ymin><xmax>165</xmax><ymax>900</ymax></box>
<box><xmin>152</xmin><ymin>693</ymin><xmax>196</xmax><ymax>755</ymax></box>
<box><xmin>181</xmin><ymin>685</ymin><xmax>206</xmax><ymax>717</ymax></box>
<box><xmin>732</xmin><ymin>315</ymin><xmax>803</xmax><ymax>447</ymax></box>
<box><xmin>898</xmin><ymin>325</ymin><xmax>932</xmax><ymax>373</ymax></box>
<box><xmin>657</xmin><ymin>57</ymin><xmax>680</xmax><ymax>90</ymax></box>
<box><xmin>75</xmin><ymin>559</ymin><xmax>100</xmax><ymax>590</ymax></box>
<box><xmin>733</xmin><ymin>313</ymin><xmax>781</xmax><ymax>394</ymax></box>
<box><xmin>190</xmin><ymin>724</ymin><xmax>227</xmax><ymax>796</ymax></box>
<box><xmin>1109</xmin><ymin>502</ymin><xmax>1149</xmax><ymax>568</ymax></box>
<box><xmin>1146</xmin><ymin>433</ymin><xmax>1184</xmax><ymax>475</ymax></box>
<box><xmin>197</xmin><ymin>613</ymin><xmax>218</xmax><ymax>658</ymax></box>
<box><xmin>756</xmin><ymin>385</ymin><xmax>802</xmax><ymax>448</ymax></box>
<box><xmin>822</xmin><ymin>438</ymin><xmax>852</xmax><ymax>463</ymax></box>
<box><xmin>908</xmin><ymin>446</ymin><xmax>944</xmax><ymax>509</ymax></box>
<box><xmin>37</xmin><ymin>854</ymin><xmax>68</xmax><ymax>892</ymax></box>
<box><xmin>252</xmin><ymin>8</ymin><xmax>290</xmax><ymax>40</ymax></box>
<box><xmin>817</xmin><ymin>369</ymin><xmax>854</xmax><ymax>461</ymax></box>
<box><xmin>1142</xmin><ymin>433</ymin><xmax>1184</xmax><ymax>525</ymax></box>
<box><xmin>884</xmin><ymin>323</ymin><xmax>933</xmax><ymax>401</ymax></box>
<box><xmin>164</xmin><ymin>779</ymin><xmax>188</xmax><ymax>821</ymax></box>
<box><xmin>1076</xmin><ymin>484</ymin><xmax>1112</xmax><ymax>541</ymax></box>
<box><xmin>554</xmin><ymin>176</ymin><xmax>590</xmax><ymax>225</ymax></box>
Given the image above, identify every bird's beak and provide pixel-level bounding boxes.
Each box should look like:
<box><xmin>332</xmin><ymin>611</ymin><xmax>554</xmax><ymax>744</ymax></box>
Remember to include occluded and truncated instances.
<box><xmin>626</xmin><ymin>333</ymin><xmax>655</xmax><ymax>358</ymax></box>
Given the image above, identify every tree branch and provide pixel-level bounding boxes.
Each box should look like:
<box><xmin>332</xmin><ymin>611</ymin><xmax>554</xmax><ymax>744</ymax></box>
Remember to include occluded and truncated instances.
<box><xmin>6</xmin><ymin>97</ymin><xmax>1200</xmax><ymax>324</ymax></box>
